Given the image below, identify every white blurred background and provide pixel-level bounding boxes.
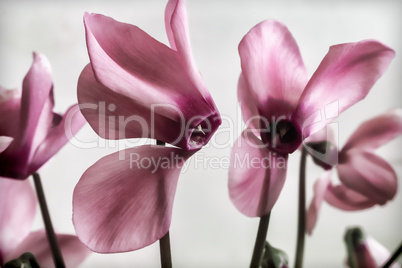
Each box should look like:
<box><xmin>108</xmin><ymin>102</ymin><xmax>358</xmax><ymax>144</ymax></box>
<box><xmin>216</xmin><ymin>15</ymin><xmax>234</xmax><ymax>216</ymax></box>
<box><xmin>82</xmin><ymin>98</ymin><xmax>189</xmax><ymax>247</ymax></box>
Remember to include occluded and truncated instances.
<box><xmin>1</xmin><ymin>0</ymin><xmax>401</xmax><ymax>267</ymax></box>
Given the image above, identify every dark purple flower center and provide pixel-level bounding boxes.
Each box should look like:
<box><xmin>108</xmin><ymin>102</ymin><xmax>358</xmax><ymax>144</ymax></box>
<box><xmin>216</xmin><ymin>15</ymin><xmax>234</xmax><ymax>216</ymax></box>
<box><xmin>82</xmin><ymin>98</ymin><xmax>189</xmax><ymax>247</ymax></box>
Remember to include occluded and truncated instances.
<box><xmin>261</xmin><ymin>118</ymin><xmax>302</xmax><ymax>155</ymax></box>
<box><xmin>187</xmin><ymin>113</ymin><xmax>221</xmax><ymax>150</ymax></box>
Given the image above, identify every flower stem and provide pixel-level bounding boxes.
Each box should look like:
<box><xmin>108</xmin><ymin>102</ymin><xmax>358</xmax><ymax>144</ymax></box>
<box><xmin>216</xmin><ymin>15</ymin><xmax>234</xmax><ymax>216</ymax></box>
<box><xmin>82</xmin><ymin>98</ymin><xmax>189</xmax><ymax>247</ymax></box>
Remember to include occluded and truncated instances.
<box><xmin>32</xmin><ymin>173</ymin><xmax>65</xmax><ymax>268</ymax></box>
<box><xmin>382</xmin><ymin>242</ymin><xmax>402</xmax><ymax>268</ymax></box>
<box><xmin>250</xmin><ymin>213</ymin><xmax>271</xmax><ymax>268</ymax></box>
<box><xmin>295</xmin><ymin>147</ymin><xmax>307</xmax><ymax>268</ymax></box>
<box><xmin>156</xmin><ymin>140</ymin><xmax>172</xmax><ymax>268</ymax></box>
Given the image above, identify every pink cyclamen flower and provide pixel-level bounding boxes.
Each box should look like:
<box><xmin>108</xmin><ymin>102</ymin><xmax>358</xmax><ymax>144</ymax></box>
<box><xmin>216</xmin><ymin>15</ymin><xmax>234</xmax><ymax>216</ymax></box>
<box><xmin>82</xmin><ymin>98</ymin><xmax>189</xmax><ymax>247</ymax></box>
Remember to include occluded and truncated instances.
<box><xmin>73</xmin><ymin>0</ymin><xmax>221</xmax><ymax>253</ymax></box>
<box><xmin>0</xmin><ymin>178</ymin><xmax>90</xmax><ymax>267</ymax></box>
<box><xmin>306</xmin><ymin>109</ymin><xmax>402</xmax><ymax>234</ymax></box>
<box><xmin>344</xmin><ymin>227</ymin><xmax>400</xmax><ymax>268</ymax></box>
<box><xmin>229</xmin><ymin>20</ymin><xmax>395</xmax><ymax>217</ymax></box>
<box><xmin>0</xmin><ymin>52</ymin><xmax>85</xmax><ymax>180</ymax></box>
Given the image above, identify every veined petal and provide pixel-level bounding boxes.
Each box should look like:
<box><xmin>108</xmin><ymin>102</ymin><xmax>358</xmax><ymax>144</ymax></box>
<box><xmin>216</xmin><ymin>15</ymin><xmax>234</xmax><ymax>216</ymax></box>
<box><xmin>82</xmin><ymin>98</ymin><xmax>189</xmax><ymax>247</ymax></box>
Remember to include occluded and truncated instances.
<box><xmin>337</xmin><ymin>151</ymin><xmax>397</xmax><ymax>205</ymax></box>
<box><xmin>14</xmin><ymin>53</ymin><xmax>53</xmax><ymax>167</ymax></box>
<box><xmin>228</xmin><ymin>130</ymin><xmax>288</xmax><ymax>217</ymax></box>
<box><xmin>27</xmin><ymin>104</ymin><xmax>86</xmax><ymax>174</ymax></box>
<box><xmin>73</xmin><ymin>145</ymin><xmax>195</xmax><ymax>253</ymax></box>
<box><xmin>324</xmin><ymin>183</ymin><xmax>376</xmax><ymax>211</ymax></box>
<box><xmin>83</xmin><ymin>13</ymin><xmax>214</xmax><ymax>115</ymax></box>
<box><xmin>78</xmin><ymin>64</ymin><xmax>220</xmax><ymax>150</ymax></box>
<box><xmin>4</xmin><ymin>230</ymin><xmax>91</xmax><ymax>268</ymax></box>
<box><xmin>0</xmin><ymin>179</ymin><xmax>36</xmax><ymax>258</ymax></box>
<box><xmin>342</xmin><ymin>109</ymin><xmax>402</xmax><ymax>153</ymax></box>
<box><xmin>306</xmin><ymin>171</ymin><xmax>331</xmax><ymax>235</ymax></box>
<box><xmin>164</xmin><ymin>0</ymin><xmax>215</xmax><ymax>106</ymax></box>
<box><xmin>294</xmin><ymin>40</ymin><xmax>395</xmax><ymax>139</ymax></box>
<box><xmin>238</xmin><ymin>20</ymin><xmax>308</xmax><ymax>119</ymax></box>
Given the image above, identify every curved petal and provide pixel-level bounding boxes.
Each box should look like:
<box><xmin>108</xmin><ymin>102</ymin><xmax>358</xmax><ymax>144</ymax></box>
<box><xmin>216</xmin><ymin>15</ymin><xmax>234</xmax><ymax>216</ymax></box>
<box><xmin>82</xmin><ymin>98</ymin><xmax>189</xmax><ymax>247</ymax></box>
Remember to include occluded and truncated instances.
<box><xmin>73</xmin><ymin>145</ymin><xmax>195</xmax><ymax>253</ymax></box>
<box><xmin>0</xmin><ymin>179</ymin><xmax>36</xmax><ymax>258</ymax></box>
<box><xmin>164</xmin><ymin>0</ymin><xmax>216</xmax><ymax>108</ymax></box>
<box><xmin>0</xmin><ymin>87</ymin><xmax>21</xmax><ymax>138</ymax></box>
<box><xmin>14</xmin><ymin>52</ymin><xmax>53</xmax><ymax>165</ymax></box>
<box><xmin>324</xmin><ymin>183</ymin><xmax>376</xmax><ymax>211</ymax></box>
<box><xmin>83</xmin><ymin>13</ymin><xmax>215</xmax><ymax>118</ymax></box>
<box><xmin>342</xmin><ymin>109</ymin><xmax>402</xmax><ymax>153</ymax></box>
<box><xmin>238</xmin><ymin>20</ymin><xmax>308</xmax><ymax>119</ymax></box>
<box><xmin>27</xmin><ymin>104</ymin><xmax>86</xmax><ymax>174</ymax></box>
<box><xmin>366</xmin><ymin>237</ymin><xmax>401</xmax><ymax>268</ymax></box>
<box><xmin>228</xmin><ymin>130</ymin><xmax>288</xmax><ymax>217</ymax></box>
<box><xmin>0</xmin><ymin>136</ymin><xmax>13</xmax><ymax>153</ymax></box>
<box><xmin>78</xmin><ymin>64</ymin><xmax>220</xmax><ymax>150</ymax></box>
<box><xmin>306</xmin><ymin>171</ymin><xmax>331</xmax><ymax>235</ymax></box>
<box><xmin>294</xmin><ymin>40</ymin><xmax>395</xmax><ymax>139</ymax></box>
<box><xmin>4</xmin><ymin>230</ymin><xmax>91</xmax><ymax>268</ymax></box>
<box><xmin>337</xmin><ymin>151</ymin><xmax>397</xmax><ymax>205</ymax></box>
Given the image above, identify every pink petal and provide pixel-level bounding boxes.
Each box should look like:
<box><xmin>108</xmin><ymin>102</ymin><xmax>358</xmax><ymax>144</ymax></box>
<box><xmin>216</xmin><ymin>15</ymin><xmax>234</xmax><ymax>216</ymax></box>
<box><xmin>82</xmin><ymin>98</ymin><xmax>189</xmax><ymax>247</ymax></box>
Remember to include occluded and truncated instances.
<box><xmin>238</xmin><ymin>20</ymin><xmax>308</xmax><ymax>119</ymax></box>
<box><xmin>228</xmin><ymin>130</ymin><xmax>288</xmax><ymax>217</ymax></box>
<box><xmin>0</xmin><ymin>136</ymin><xmax>13</xmax><ymax>153</ymax></box>
<box><xmin>337</xmin><ymin>151</ymin><xmax>397</xmax><ymax>205</ymax></box>
<box><xmin>4</xmin><ymin>230</ymin><xmax>91</xmax><ymax>268</ymax></box>
<box><xmin>73</xmin><ymin>145</ymin><xmax>195</xmax><ymax>253</ymax></box>
<box><xmin>342</xmin><ymin>109</ymin><xmax>402</xmax><ymax>153</ymax></box>
<box><xmin>0</xmin><ymin>87</ymin><xmax>21</xmax><ymax>139</ymax></box>
<box><xmin>164</xmin><ymin>0</ymin><xmax>216</xmax><ymax>106</ymax></box>
<box><xmin>324</xmin><ymin>183</ymin><xmax>376</xmax><ymax>211</ymax></box>
<box><xmin>306</xmin><ymin>171</ymin><xmax>331</xmax><ymax>235</ymax></box>
<box><xmin>295</xmin><ymin>40</ymin><xmax>395</xmax><ymax>139</ymax></box>
<box><xmin>81</xmin><ymin>13</ymin><xmax>220</xmax><ymax>150</ymax></box>
<box><xmin>366</xmin><ymin>237</ymin><xmax>401</xmax><ymax>268</ymax></box>
<box><xmin>27</xmin><ymin>104</ymin><xmax>86</xmax><ymax>174</ymax></box>
<box><xmin>0</xmin><ymin>179</ymin><xmax>36</xmax><ymax>259</ymax></box>
<box><xmin>13</xmin><ymin>52</ymin><xmax>53</xmax><ymax>168</ymax></box>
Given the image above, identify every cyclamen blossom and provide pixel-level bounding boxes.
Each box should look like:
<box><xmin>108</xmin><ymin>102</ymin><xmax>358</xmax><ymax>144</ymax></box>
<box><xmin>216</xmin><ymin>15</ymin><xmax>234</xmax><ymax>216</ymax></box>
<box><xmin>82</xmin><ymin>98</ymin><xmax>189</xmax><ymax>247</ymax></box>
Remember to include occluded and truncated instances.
<box><xmin>0</xmin><ymin>52</ymin><xmax>85</xmax><ymax>180</ymax></box>
<box><xmin>306</xmin><ymin>109</ymin><xmax>402</xmax><ymax>234</ymax></box>
<box><xmin>229</xmin><ymin>20</ymin><xmax>395</xmax><ymax>217</ymax></box>
<box><xmin>0</xmin><ymin>178</ymin><xmax>90</xmax><ymax>267</ymax></box>
<box><xmin>73</xmin><ymin>0</ymin><xmax>221</xmax><ymax>253</ymax></box>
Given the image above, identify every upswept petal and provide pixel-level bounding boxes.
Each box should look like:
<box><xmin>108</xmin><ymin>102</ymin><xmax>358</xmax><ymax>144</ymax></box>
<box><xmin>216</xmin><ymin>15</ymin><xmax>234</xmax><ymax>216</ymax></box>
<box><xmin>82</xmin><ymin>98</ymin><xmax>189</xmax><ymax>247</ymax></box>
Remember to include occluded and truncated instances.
<box><xmin>83</xmin><ymin>13</ymin><xmax>210</xmax><ymax>114</ymax></box>
<box><xmin>342</xmin><ymin>109</ymin><xmax>402</xmax><ymax>153</ymax></box>
<box><xmin>324</xmin><ymin>183</ymin><xmax>376</xmax><ymax>211</ymax></box>
<box><xmin>228</xmin><ymin>130</ymin><xmax>288</xmax><ymax>217</ymax></box>
<box><xmin>337</xmin><ymin>151</ymin><xmax>397</xmax><ymax>205</ymax></box>
<box><xmin>4</xmin><ymin>230</ymin><xmax>91</xmax><ymax>268</ymax></box>
<box><xmin>0</xmin><ymin>87</ymin><xmax>21</xmax><ymax>139</ymax></box>
<box><xmin>306</xmin><ymin>171</ymin><xmax>331</xmax><ymax>235</ymax></box>
<box><xmin>73</xmin><ymin>145</ymin><xmax>195</xmax><ymax>253</ymax></box>
<box><xmin>0</xmin><ymin>179</ymin><xmax>36</xmax><ymax>258</ymax></box>
<box><xmin>294</xmin><ymin>40</ymin><xmax>395</xmax><ymax>138</ymax></box>
<box><xmin>366</xmin><ymin>237</ymin><xmax>401</xmax><ymax>268</ymax></box>
<box><xmin>0</xmin><ymin>137</ymin><xmax>13</xmax><ymax>153</ymax></box>
<box><xmin>164</xmin><ymin>0</ymin><xmax>215</xmax><ymax>106</ymax></box>
<box><xmin>13</xmin><ymin>52</ymin><xmax>53</xmax><ymax>166</ymax></box>
<box><xmin>238</xmin><ymin>20</ymin><xmax>308</xmax><ymax>119</ymax></box>
<box><xmin>78</xmin><ymin>64</ymin><xmax>220</xmax><ymax>150</ymax></box>
<box><xmin>27</xmin><ymin>104</ymin><xmax>86</xmax><ymax>174</ymax></box>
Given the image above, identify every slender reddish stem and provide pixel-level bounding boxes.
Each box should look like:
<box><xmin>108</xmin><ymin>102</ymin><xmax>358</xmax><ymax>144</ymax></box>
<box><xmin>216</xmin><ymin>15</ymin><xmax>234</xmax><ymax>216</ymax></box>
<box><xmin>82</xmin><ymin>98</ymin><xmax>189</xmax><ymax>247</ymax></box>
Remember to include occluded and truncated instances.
<box><xmin>250</xmin><ymin>213</ymin><xmax>271</xmax><ymax>268</ymax></box>
<box><xmin>295</xmin><ymin>148</ymin><xmax>307</xmax><ymax>268</ymax></box>
<box><xmin>32</xmin><ymin>173</ymin><xmax>65</xmax><ymax>268</ymax></box>
<box><xmin>156</xmin><ymin>140</ymin><xmax>172</xmax><ymax>268</ymax></box>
